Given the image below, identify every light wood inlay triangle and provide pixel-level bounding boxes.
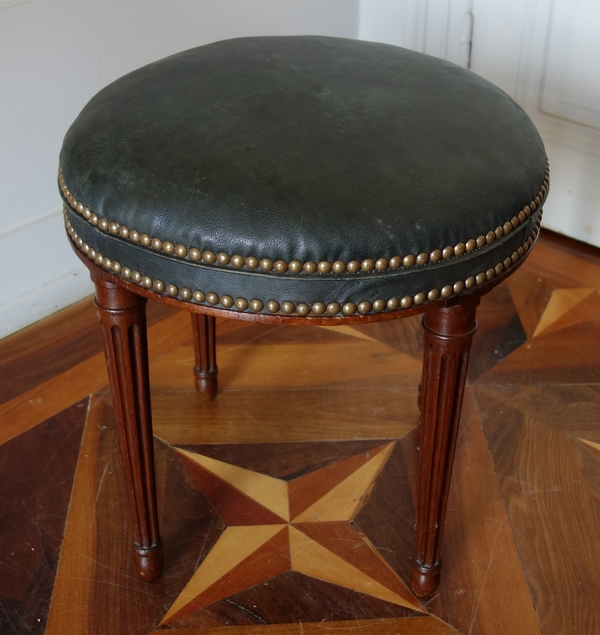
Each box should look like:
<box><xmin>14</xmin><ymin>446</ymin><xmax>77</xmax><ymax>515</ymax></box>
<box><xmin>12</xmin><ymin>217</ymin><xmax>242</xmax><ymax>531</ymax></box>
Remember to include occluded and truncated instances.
<box><xmin>295</xmin><ymin>521</ymin><xmax>420</xmax><ymax>609</ymax></box>
<box><xmin>577</xmin><ymin>437</ymin><xmax>600</xmax><ymax>461</ymax></box>
<box><xmin>318</xmin><ymin>325</ymin><xmax>379</xmax><ymax>342</ymax></box>
<box><xmin>292</xmin><ymin>442</ymin><xmax>394</xmax><ymax>522</ymax></box>
<box><xmin>289</xmin><ymin>526</ymin><xmax>419</xmax><ymax>610</ymax></box>
<box><xmin>288</xmin><ymin>443</ymin><xmax>390</xmax><ymax>520</ymax></box>
<box><xmin>160</xmin><ymin>524</ymin><xmax>288</xmax><ymax>624</ymax></box>
<box><xmin>533</xmin><ymin>288</ymin><xmax>595</xmax><ymax>337</ymax></box>
<box><xmin>176</xmin><ymin>448</ymin><xmax>290</xmax><ymax>521</ymax></box>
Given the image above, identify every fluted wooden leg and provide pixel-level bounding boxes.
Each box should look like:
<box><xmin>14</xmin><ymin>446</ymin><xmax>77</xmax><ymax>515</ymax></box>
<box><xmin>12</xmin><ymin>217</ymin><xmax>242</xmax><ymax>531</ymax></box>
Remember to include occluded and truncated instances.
<box><xmin>94</xmin><ymin>277</ymin><xmax>163</xmax><ymax>581</ymax></box>
<box><xmin>411</xmin><ymin>296</ymin><xmax>479</xmax><ymax>597</ymax></box>
<box><xmin>191</xmin><ymin>313</ymin><xmax>218</xmax><ymax>400</ymax></box>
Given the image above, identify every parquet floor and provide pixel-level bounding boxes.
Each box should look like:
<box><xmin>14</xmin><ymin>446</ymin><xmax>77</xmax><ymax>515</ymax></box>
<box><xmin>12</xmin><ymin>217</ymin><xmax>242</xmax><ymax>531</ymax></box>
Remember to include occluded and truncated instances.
<box><xmin>1</xmin><ymin>229</ymin><xmax>599</xmax><ymax>634</ymax></box>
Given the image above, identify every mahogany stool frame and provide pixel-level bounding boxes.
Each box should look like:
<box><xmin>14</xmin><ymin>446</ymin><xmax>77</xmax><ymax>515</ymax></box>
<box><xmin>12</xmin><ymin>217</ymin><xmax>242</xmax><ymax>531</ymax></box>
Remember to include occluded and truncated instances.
<box><xmin>76</xmin><ymin>242</ymin><xmax>533</xmax><ymax>598</ymax></box>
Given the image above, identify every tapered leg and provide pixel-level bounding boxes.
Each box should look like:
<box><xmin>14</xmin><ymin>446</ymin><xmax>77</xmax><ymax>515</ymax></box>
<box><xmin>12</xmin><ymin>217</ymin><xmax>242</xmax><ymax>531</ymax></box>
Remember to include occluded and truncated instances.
<box><xmin>411</xmin><ymin>296</ymin><xmax>479</xmax><ymax>597</ymax></box>
<box><xmin>191</xmin><ymin>313</ymin><xmax>218</xmax><ymax>400</ymax></box>
<box><xmin>94</xmin><ymin>277</ymin><xmax>163</xmax><ymax>581</ymax></box>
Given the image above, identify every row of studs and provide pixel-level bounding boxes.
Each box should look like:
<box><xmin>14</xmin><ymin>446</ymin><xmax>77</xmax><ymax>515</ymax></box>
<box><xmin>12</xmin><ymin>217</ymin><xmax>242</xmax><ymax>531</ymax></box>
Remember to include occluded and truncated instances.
<box><xmin>59</xmin><ymin>162</ymin><xmax>548</xmax><ymax>276</ymax></box>
<box><xmin>65</xmin><ymin>209</ymin><xmax>542</xmax><ymax>316</ymax></box>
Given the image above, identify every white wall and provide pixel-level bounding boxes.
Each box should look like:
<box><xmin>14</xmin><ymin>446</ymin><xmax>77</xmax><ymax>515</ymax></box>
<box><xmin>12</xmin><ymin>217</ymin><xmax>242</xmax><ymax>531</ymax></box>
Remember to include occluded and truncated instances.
<box><xmin>0</xmin><ymin>0</ymin><xmax>359</xmax><ymax>338</ymax></box>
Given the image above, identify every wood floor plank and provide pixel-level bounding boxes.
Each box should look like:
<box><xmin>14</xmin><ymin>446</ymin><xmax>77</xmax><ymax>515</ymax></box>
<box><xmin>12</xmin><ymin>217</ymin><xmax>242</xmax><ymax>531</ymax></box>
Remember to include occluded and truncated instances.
<box><xmin>477</xmin><ymin>321</ymin><xmax>600</xmax><ymax>386</ymax></box>
<box><xmin>288</xmin><ymin>445</ymin><xmax>388</xmax><ymax>520</ymax></box>
<box><xmin>539</xmin><ymin>228</ymin><xmax>600</xmax><ymax>266</ymax></box>
<box><xmin>0</xmin><ymin>310</ymin><xmax>192</xmax><ymax>446</ymax></box>
<box><xmin>44</xmin><ymin>395</ymin><xmax>105</xmax><ymax>634</ymax></box>
<box><xmin>527</xmin><ymin>241</ymin><xmax>600</xmax><ymax>290</ymax></box>
<box><xmin>427</xmin><ymin>392</ymin><xmax>542</xmax><ymax>635</ymax></box>
<box><xmin>532</xmin><ymin>288</ymin><xmax>596</xmax><ymax>337</ymax></box>
<box><xmin>0</xmin><ymin>399</ymin><xmax>87</xmax><ymax>635</ymax></box>
<box><xmin>288</xmin><ymin>525</ymin><xmax>415</xmax><ymax>609</ymax></box>
<box><xmin>479</xmin><ymin>391</ymin><xmax>600</xmax><ymax>634</ymax></box>
<box><xmin>579</xmin><ymin>437</ymin><xmax>600</xmax><ymax>459</ymax></box>
<box><xmin>151</xmin><ymin>386</ymin><xmax>420</xmax><ymax>445</ymax></box>
<box><xmin>150</xmin><ymin>338</ymin><xmax>422</xmax><ymax>393</ymax></box>
<box><xmin>162</xmin><ymin>525</ymin><xmax>289</xmax><ymax>623</ymax></box>
<box><xmin>506</xmin><ymin>263</ymin><xmax>557</xmax><ymax>339</ymax></box>
<box><xmin>467</xmin><ymin>284</ymin><xmax>527</xmax><ymax>381</ymax></box>
<box><xmin>177</xmin><ymin>452</ymin><xmax>289</xmax><ymax>526</ymax></box>
<box><xmin>294</xmin><ymin>522</ymin><xmax>416</xmax><ymax>604</ymax></box>
<box><xmin>292</xmin><ymin>443</ymin><xmax>394</xmax><ymax>522</ymax></box>
<box><xmin>149</xmin><ymin>615</ymin><xmax>459</xmax><ymax>634</ymax></box>
<box><xmin>46</xmin><ymin>396</ymin><xmax>180</xmax><ymax>634</ymax></box>
<box><xmin>0</xmin><ymin>296</ymin><xmax>177</xmax><ymax>406</ymax></box>
<box><xmin>474</xmin><ymin>383</ymin><xmax>600</xmax><ymax>443</ymax></box>
<box><xmin>347</xmin><ymin>315</ymin><xmax>424</xmax><ymax>360</ymax></box>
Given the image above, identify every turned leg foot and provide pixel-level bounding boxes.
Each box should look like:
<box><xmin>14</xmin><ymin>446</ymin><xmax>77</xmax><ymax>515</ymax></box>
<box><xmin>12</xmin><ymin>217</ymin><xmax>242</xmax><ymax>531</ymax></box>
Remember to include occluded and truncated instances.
<box><xmin>411</xmin><ymin>296</ymin><xmax>479</xmax><ymax>597</ymax></box>
<box><xmin>94</xmin><ymin>275</ymin><xmax>163</xmax><ymax>581</ymax></box>
<box><xmin>191</xmin><ymin>313</ymin><xmax>218</xmax><ymax>400</ymax></box>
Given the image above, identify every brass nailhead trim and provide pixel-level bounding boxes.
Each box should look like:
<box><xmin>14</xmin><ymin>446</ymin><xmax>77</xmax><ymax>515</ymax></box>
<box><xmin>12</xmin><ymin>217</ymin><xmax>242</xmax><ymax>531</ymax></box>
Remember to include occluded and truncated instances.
<box><xmin>65</xmin><ymin>206</ymin><xmax>541</xmax><ymax>317</ymax></box>
<box><xmin>59</xmin><ymin>163</ymin><xmax>548</xmax><ymax>276</ymax></box>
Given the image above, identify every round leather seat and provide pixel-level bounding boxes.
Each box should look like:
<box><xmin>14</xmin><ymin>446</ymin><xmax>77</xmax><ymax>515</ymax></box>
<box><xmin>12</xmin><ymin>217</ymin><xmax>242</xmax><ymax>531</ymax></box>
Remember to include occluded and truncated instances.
<box><xmin>60</xmin><ymin>36</ymin><xmax>548</xmax><ymax>318</ymax></box>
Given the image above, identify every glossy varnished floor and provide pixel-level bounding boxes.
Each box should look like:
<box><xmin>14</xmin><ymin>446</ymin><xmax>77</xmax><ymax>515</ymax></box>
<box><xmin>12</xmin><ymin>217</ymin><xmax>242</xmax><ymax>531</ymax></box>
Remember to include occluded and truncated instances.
<box><xmin>1</xmin><ymin>230</ymin><xmax>599</xmax><ymax>634</ymax></box>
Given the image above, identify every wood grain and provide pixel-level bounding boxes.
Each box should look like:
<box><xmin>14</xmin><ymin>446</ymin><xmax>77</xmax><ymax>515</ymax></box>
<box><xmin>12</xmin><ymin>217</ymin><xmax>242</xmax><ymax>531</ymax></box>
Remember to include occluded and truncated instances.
<box><xmin>150</xmin><ymin>337</ymin><xmax>422</xmax><ymax>392</ymax></box>
<box><xmin>293</xmin><ymin>522</ymin><xmax>419</xmax><ymax>609</ymax></box>
<box><xmin>177</xmin><ymin>453</ymin><xmax>289</xmax><ymax>526</ymax></box>
<box><xmin>289</xmin><ymin>525</ymin><xmax>415</xmax><ymax>608</ymax></box>
<box><xmin>288</xmin><ymin>444</ymin><xmax>388</xmax><ymax>521</ymax></box>
<box><xmin>480</xmin><ymin>391</ymin><xmax>600</xmax><ymax>634</ymax></box>
<box><xmin>151</xmin><ymin>388</ymin><xmax>419</xmax><ymax>445</ymax></box>
<box><xmin>45</xmin><ymin>395</ymin><xmax>105</xmax><ymax>634</ymax></box>
<box><xmin>0</xmin><ymin>399</ymin><xmax>87</xmax><ymax>635</ymax></box>
<box><xmin>292</xmin><ymin>443</ymin><xmax>394</xmax><ymax>522</ymax></box>
<box><xmin>478</xmin><ymin>321</ymin><xmax>600</xmax><ymax>386</ymax></box>
<box><xmin>0</xmin><ymin>295</ymin><xmax>177</xmax><ymax>406</ymax></box>
<box><xmin>177</xmin><ymin>448</ymin><xmax>290</xmax><ymax>521</ymax></box>
<box><xmin>149</xmin><ymin>615</ymin><xmax>460</xmax><ymax>634</ymax></box>
<box><xmin>527</xmin><ymin>240</ymin><xmax>600</xmax><ymax>289</ymax></box>
<box><xmin>162</xmin><ymin>525</ymin><xmax>289</xmax><ymax>623</ymax></box>
<box><xmin>534</xmin><ymin>289</ymin><xmax>600</xmax><ymax>337</ymax></box>
<box><xmin>0</xmin><ymin>309</ymin><xmax>191</xmax><ymax>446</ymax></box>
<box><xmin>474</xmin><ymin>383</ymin><xmax>600</xmax><ymax>442</ymax></box>
<box><xmin>428</xmin><ymin>391</ymin><xmax>542</xmax><ymax>635</ymax></box>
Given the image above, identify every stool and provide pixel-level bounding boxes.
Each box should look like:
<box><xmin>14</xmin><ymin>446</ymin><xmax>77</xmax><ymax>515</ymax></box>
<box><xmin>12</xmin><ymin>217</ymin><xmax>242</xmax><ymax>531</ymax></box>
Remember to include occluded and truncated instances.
<box><xmin>59</xmin><ymin>36</ymin><xmax>548</xmax><ymax>598</ymax></box>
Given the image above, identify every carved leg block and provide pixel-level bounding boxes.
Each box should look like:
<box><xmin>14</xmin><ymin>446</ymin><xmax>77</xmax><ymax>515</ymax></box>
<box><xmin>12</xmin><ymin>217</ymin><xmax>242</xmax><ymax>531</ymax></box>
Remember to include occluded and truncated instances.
<box><xmin>94</xmin><ymin>276</ymin><xmax>163</xmax><ymax>581</ymax></box>
<box><xmin>411</xmin><ymin>296</ymin><xmax>479</xmax><ymax>597</ymax></box>
<box><xmin>191</xmin><ymin>313</ymin><xmax>218</xmax><ymax>400</ymax></box>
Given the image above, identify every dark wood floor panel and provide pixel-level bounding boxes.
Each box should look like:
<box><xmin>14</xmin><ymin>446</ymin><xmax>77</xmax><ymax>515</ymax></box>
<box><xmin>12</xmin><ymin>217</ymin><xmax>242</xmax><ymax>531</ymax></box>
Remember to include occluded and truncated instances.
<box><xmin>0</xmin><ymin>399</ymin><xmax>87</xmax><ymax>635</ymax></box>
<box><xmin>427</xmin><ymin>393</ymin><xmax>541</xmax><ymax>635</ymax></box>
<box><xmin>0</xmin><ymin>297</ymin><xmax>178</xmax><ymax>407</ymax></box>
<box><xmin>0</xmin><ymin>308</ymin><xmax>196</xmax><ymax>449</ymax></box>
<box><xmin>474</xmin><ymin>383</ymin><xmax>600</xmax><ymax>442</ymax></box>
<box><xmin>479</xmin><ymin>391</ymin><xmax>600</xmax><ymax>635</ymax></box>
<box><xmin>467</xmin><ymin>285</ymin><xmax>528</xmax><ymax>381</ymax></box>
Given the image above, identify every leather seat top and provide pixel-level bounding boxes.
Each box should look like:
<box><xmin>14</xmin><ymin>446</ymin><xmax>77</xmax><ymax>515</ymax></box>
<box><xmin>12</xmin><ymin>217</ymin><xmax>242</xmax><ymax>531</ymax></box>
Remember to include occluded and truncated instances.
<box><xmin>61</xmin><ymin>36</ymin><xmax>547</xmax><ymax>318</ymax></box>
<box><xmin>60</xmin><ymin>36</ymin><xmax>546</xmax><ymax>265</ymax></box>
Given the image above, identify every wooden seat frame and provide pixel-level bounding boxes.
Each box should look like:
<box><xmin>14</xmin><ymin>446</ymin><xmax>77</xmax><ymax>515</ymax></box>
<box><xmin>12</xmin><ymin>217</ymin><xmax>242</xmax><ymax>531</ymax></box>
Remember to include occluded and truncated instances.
<box><xmin>80</xmin><ymin>245</ymin><xmax>529</xmax><ymax>598</ymax></box>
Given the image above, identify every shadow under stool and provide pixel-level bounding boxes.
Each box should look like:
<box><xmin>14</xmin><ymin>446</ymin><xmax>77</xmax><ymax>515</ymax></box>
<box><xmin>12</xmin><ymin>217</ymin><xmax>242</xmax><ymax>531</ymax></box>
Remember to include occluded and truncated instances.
<box><xmin>59</xmin><ymin>36</ymin><xmax>548</xmax><ymax>598</ymax></box>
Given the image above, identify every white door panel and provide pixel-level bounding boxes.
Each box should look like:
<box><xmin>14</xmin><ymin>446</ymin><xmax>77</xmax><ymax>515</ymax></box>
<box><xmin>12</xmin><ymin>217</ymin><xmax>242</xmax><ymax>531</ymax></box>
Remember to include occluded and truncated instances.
<box><xmin>541</xmin><ymin>0</ymin><xmax>600</xmax><ymax>129</ymax></box>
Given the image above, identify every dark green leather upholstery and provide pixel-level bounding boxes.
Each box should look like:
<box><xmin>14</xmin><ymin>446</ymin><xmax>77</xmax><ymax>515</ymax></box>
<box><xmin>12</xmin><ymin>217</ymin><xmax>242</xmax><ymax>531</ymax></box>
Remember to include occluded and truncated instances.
<box><xmin>61</xmin><ymin>36</ymin><xmax>547</xmax><ymax>316</ymax></box>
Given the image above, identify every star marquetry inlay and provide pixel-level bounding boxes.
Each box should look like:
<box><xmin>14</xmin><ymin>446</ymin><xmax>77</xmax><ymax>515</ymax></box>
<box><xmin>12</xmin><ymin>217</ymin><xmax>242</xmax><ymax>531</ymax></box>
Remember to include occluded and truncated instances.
<box><xmin>160</xmin><ymin>442</ymin><xmax>421</xmax><ymax>624</ymax></box>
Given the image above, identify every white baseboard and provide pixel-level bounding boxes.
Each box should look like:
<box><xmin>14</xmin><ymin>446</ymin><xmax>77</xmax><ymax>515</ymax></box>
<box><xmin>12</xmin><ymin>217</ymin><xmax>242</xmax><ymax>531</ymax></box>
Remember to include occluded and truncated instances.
<box><xmin>0</xmin><ymin>267</ymin><xmax>94</xmax><ymax>339</ymax></box>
